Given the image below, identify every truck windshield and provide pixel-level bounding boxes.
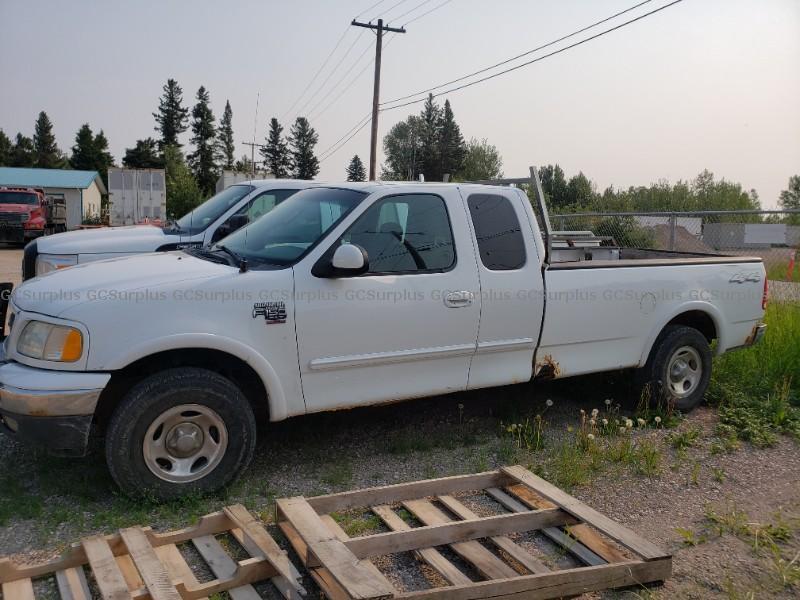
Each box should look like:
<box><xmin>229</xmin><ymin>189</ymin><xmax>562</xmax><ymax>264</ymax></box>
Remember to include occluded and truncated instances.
<box><xmin>217</xmin><ymin>187</ymin><xmax>367</xmax><ymax>266</ymax></box>
<box><xmin>0</xmin><ymin>192</ymin><xmax>39</xmax><ymax>205</ymax></box>
<box><xmin>172</xmin><ymin>185</ymin><xmax>254</xmax><ymax>235</ymax></box>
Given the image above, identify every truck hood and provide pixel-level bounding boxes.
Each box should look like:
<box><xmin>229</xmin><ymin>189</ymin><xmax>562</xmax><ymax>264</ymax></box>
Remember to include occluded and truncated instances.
<box><xmin>36</xmin><ymin>225</ymin><xmax>183</xmax><ymax>255</ymax></box>
<box><xmin>13</xmin><ymin>251</ymin><xmax>231</xmax><ymax>317</ymax></box>
<box><xmin>0</xmin><ymin>204</ymin><xmax>33</xmax><ymax>213</ymax></box>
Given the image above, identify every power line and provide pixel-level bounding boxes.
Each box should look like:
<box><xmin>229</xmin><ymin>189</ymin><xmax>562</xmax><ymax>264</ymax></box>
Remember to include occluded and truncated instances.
<box><xmin>355</xmin><ymin>0</ymin><xmax>390</xmax><ymax>19</ymax></box>
<box><xmin>319</xmin><ymin>114</ymin><xmax>373</xmax><ymax>163</ymax></box>
<box><xmin>280</xmin><ymin>25</ymin><xmax>351</xmax><ymax>122</ymax></box>
<box><xmin>403</xmin><ymin>0</ymin><xmax>452</xmax><ymax>25</ymax></box>
<box><xmin>294</xmin><ymin>29</ymin><xmax>367</xmax><ymax>120</ymax></box>
<box><xmin>306</xmin><ymin>40</ymin><xmax>375</xmax><ymax>120</ymax></box>
<box><xmin>381</xmin><ymin>0</ymin><xmax>685</xmax><ymax>112</ymax></box>
<box><xmin>375</xmin><ymin>0</ymin><xmax>414</xmax><ymax>21</ymax></box>
<box><xmin>309</xmin><ymin>33</ymin><xmax>400</xmax><ymax>125</ymax></box>
<box><xmin>382</xmin><ymin>0</ymin><xmax>653</xmax><ymax>106</ymax></box>
<box><xmin>388</xmin><ymin>0</ymin><xmax>435</xmax><ymax>24</ymax></box>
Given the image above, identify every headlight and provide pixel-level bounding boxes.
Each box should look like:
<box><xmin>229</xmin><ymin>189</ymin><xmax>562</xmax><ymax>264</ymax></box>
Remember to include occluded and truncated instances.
<box><xmin>35</xmin><ymin>254</ymin><xmax>78</xmax><ymax>276</ymax></box>
<box><xmin>17</xmin><ymin>321</ymin><xmax>83</xmax><ymax>362</ymax></box>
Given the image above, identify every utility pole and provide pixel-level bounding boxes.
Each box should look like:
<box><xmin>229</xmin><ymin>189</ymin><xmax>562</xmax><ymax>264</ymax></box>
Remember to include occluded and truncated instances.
<box><xmin>242</xmin><ymin>141</ymin><xmax>266</xmax><ymax>179</ymax></box>
<box><xmin>351</xmin><ymin>18</ymin><xmax>406</xmax><ymax>180</ymax></box>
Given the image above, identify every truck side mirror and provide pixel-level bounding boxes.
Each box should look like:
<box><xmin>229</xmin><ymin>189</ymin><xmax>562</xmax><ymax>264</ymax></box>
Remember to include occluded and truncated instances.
<box><xmin>227</xmin><ymin>213</ymin><xmax>249</xmax><ymax>233</ymax></box>
<box><xmin>312</xmin><ymin>243</ymin><xmax>369</xmax><ymax>277</ymax></box>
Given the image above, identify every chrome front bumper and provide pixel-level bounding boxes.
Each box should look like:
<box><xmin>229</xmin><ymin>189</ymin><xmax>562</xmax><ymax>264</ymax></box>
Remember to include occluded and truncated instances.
<box><xmin>0</xmin><ymin>355</ymin><xmax>110</xmax><ymax>455</ymax></box>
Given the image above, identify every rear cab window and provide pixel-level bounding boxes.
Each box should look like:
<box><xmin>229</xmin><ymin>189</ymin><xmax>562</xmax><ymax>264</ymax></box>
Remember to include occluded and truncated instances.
<box><xmin>467</xmin><ymin>193</ymin><xmax>526</xmax><ymax>270</ymax></box>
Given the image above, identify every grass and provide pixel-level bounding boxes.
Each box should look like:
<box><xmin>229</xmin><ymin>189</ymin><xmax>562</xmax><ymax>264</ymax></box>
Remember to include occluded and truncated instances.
<box><xmin>766</xmin><ymin>259</ymin><xmax>800</xmax><ymax>283</ymax></box>
<box><xmin>708</xmin><ymin>302</ymin><xmax>800</xmax><ymax>446</ymax></box>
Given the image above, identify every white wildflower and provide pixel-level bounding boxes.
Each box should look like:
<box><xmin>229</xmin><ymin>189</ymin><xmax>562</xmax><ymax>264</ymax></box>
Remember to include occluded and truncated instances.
<box><xmin>602</xmin><ymin>418</ymin><xmax>609</xmax><ymax>426</ymax></box>
<box><xmin>605</xmin><ymin>398</ymin><xmax>612</xmax><ymax>406</ymax></box>
<box><xmin>619</xmin><ymin>427</ymin><xmax>627</xmax><ymax>435</ymax></box>
<box><xmin>625</xmin><ymin>419</ymin><xmax>633</xmax><ymax>428</ymax></box>
<box><xmin>589</xmin><ymin>419</ymin><xmax>596</xmax><ymax>426</ymax></box>
<box><xmin>654</xmin><ymin>416</ymin><xmax>662</xmax><ymax>424</ymax></box>
<box><xmin>637</xmin><ymin>418</ymin><xmax>646</xmax><ymax>427</ymax></box>
<box><xmin>591</xmin><ymin>408</ymin><xmax>599</xmax><ymax>418</ymax></box>
<box><xmin>587</xmin><ymin>433</ymin><xmax>595</xmax><ymax>440</ymax></box>
<box><xmin>545</xmin><ymin>399</ymin><xmax>554</xmax><ymax>407</ymax></box>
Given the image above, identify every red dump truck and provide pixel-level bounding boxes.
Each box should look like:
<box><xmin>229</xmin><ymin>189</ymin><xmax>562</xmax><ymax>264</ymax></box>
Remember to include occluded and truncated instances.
<box><xmin>0</xmin><ymin>187</ymin><xmax>66</xmax><ymax>244</ymax></box>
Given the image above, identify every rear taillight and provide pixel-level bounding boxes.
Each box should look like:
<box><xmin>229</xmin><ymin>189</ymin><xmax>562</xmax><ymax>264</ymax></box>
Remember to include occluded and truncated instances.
<box><xmin>762</xmin><ymin>278</ymin><xmax>768</xmax><ymax>310</ymax></box>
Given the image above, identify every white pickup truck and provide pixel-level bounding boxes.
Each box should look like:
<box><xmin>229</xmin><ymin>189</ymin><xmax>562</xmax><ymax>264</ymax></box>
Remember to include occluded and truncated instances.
<box><xmin>21</xmin><ymin>179</ymin><xmax>313</xmax><ymax>279</ymax></box>
<box><xmin>0</xmin><ymin>170</ymin><xmax>767</xmax><ymax>499</ymax></box>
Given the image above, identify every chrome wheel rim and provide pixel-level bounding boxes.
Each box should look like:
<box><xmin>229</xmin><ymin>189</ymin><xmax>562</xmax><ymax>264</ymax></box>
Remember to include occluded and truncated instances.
<box><xmin>667</xmin><ymin>346</ymin><xmax>702</xmax><ymax>398</ymax></box>
<box><xmin>143</xmin><ymin>404</ymin><xmax>228</xmax><ymax>483</ymax></box>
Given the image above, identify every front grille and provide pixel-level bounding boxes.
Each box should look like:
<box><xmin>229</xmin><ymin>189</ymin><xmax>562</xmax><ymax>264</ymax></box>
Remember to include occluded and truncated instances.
<box><xmin>0</xmin><ymin>212</ymin><xmax>26</xmax><ymax>223</ymax></box>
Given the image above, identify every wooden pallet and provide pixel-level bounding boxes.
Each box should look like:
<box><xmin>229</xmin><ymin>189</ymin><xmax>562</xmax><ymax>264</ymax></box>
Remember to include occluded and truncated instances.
<box><xmin>0</xmin><ymin>504</ymin><xmax>306</xmax><ymax>600</ymax></box>
<box><xmin>277</xmin><ymin>466</ymin><xmax>671</xmax><ymax>600</ymax></box>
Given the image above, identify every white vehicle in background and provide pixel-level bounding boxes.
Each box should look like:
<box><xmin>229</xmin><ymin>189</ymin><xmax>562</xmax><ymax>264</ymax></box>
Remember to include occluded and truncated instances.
<box><xmin>20</xmin><ymin>180</ymin><xmax>315</xmax><ymax>280</ymax></box>
<box><xmin>0</xmin><ymin>170</ymin><xmax>767</xmax><ymax>499</ymax></box>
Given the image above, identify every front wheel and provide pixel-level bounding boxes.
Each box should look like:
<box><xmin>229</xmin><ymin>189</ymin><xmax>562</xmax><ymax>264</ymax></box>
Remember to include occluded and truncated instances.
<box><xmin>105</xmin><ymin>368</ymin><xmax>257</xmax><ymax>500</ymax></box>
<box><xmin>635</xmin><ymin>325</ymin><xmax>712</xmax><ymax>412</ymax></box>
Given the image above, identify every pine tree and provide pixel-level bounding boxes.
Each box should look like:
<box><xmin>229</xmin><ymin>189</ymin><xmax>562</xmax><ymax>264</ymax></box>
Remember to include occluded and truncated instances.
<box><xmin>70</xmin><ymin>124</ymin><xmax>97</xmax><ymax>171</ymax></box>
<box><xmin>0</xmin><ymin>130</ymin><xmax>11</xmax><ymax>166</ymax></box>
<box><xmin>217</xmin><ymin>100</ymin><xmax>235</xmax><ymax>170</ymax></box>
<box><xmin>93</xmin><ymin>130</ymin><xmax>115</xmax><ymax>185</ymax></box>
<box><xmin>234</xmin><ymin>154</ymin><xmax>254</xmax><ymax>174</ymax></box>
<box><xmin>438</xmin><ymin>100</ymin><xmax>466</xmax><ymax>180</ymax></box>
<box><xmin>188</xmin><ymin>86</ymin><xmax>218</xmax><ymax>196</ymax></box>
<box><xmin>288</xmin><ymin>117</ymin><xmax>319</xmax><ymax>180</ymax></box>
<box><xmin>419</xmin><ymin>94</ymin><xmax>441</xmax><ymax>181</ymax></box>
<box><xmin>153</xmin><ymin>78</ymin><xmax>189</xmax><ymax>148</ymax></box>
<box><xmin>33</xmin><ymin>111</ymin><xmax>63</xmax><ymax>168</ymax></box>
<box><xmin>346</xmin><ymin>155</ymin><xmax>366</xmax><ymax>182</ymax></box>
<box><xmin>123</xmin><ymin>138</ymin><xmax>163</xmax><ymax>168</ymax></box>
<box><xmin>11</xmin><ymin>133</ymin><xmax>36</xmax><ymax>167</ymax></box>
<box><xmin>261</xmin><ymin>118</ymin><xmax>292</xmax><ymax>178</ymax></box>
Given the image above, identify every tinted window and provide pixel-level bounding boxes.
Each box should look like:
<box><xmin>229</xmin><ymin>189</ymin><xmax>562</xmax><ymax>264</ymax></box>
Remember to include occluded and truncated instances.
<box><xmin>240</xmin><ymin>189</ymin><xmax>297</xmax><ymax>222</ymax></box>
<box><xmin>220</xmin><ymin>187</ymin><xmax>366</xmax><ymax>266</ymax></box>
<box><xmin>174</xmin><ymin>185</ymin><xmax>254</xmax><ymax>234</ymax></box>
<box><xmin>468</xmin><ymin>194</ymin><xmax>526</xmax><ymax>270</ymax></box>
<box><xmin>0</xmin><ymin>192</ymin><xmax>39</xmax><ymax>205</ymax></box>
<box><xmin>341</xmin><ymin>194</ymin><xmax>454</xmax><ymax>273</ymax></box>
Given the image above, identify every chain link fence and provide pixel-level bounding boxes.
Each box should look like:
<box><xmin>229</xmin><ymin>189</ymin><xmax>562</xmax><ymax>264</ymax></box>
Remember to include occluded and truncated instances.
<box><xmin>550</xmin><ymin>209</ymin><xmax>800</xmax><ymax>301</ymax></box>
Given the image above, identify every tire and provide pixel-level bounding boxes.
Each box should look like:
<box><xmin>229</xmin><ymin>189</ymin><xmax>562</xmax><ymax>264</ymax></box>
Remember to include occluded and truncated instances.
<box><xmin>105</xmin><ymin>368</ymin><xmax>257</xmax><ymax>500</ymax></box>
<box><xmin>635</xmin><ymin>325</ymin><xmax>712</xmax><ymax>412</ymax></box>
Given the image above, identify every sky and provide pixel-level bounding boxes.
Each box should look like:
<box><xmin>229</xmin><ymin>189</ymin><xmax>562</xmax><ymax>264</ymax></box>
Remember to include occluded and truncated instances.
<box><xmin>1</xmin><ymin>0</ymin><xmax>798</xmax><ymax>207</ymax></box>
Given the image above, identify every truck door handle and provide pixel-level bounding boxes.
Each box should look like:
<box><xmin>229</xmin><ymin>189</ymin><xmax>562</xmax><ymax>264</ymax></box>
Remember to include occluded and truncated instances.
<box><xmin>444</xmin><ymin>291</ymin><xmax>474</xmax><ymax>308</ymax></box>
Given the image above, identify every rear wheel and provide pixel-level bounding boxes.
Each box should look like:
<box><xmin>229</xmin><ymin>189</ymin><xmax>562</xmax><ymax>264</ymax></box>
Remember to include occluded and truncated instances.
<box><xmin>636</xmin><ymin>325</ymin><xmax>712</xmax><ymax>412</ymax></box>
<box><xmin>105</xmin><ymin>368</ymin><xmax>257</xmax><ymax>500</ymax></box>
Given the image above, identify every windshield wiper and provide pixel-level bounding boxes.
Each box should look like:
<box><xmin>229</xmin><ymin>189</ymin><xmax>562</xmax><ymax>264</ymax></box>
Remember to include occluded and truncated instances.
<box><xmin>216</xmin><ymin>245</ymin><xmax>248</xmax><ymax>273</ymax></box>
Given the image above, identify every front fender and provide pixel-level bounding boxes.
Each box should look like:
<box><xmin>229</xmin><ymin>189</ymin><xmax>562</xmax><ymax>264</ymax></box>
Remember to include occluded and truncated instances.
<box><xmin>637</xmin><ymin>301</ymin><xmax>725</xmax><ymax>366</ymax></box>
<box><xmin>101</xmin><ymin>333</ymin><xmax>290</xmax><ymax>421</ymax></box>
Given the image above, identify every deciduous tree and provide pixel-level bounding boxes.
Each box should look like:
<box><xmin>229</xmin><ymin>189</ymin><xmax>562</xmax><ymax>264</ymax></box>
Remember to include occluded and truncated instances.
<box><xmin>164</xmin><ymin>145</ymin><xmax>201</xmax><ymax>219</ymax></box>
<box><xmin>123</xmin><ymin>138</ymin><xmax>163</xmax><ymax>168</ymax></box>
<box><xmin>381</xmin><ymin>115</ymin><xmax>424</xmax><ymax>180</ymax></box>
<box><xmin>458</xmin><ymin>138</ymin><xmax>503</xmax><ymax>181</ymax></box>
<box><xmin>0</xmin><ymin>130</ymin><xmax>11</xmax><ymax>166</ymax></box>
<box><xmin>11</xmin><ymin>133</ymin><xmax>35</xmax><ymax>167</ymax></box>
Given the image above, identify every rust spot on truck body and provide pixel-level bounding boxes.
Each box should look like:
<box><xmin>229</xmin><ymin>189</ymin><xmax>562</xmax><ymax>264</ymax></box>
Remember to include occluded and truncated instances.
<box><xmin>535</xmin><ymin>354</ymin><xmax>561</xmax><ymax>379</ymax></box>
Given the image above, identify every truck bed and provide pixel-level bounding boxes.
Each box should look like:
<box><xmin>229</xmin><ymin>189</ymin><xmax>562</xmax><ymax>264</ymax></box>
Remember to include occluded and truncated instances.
<box><xmin>548</xmin><ymin>247</ymin><xmax>763</xmax><ymax>270</ymax></box>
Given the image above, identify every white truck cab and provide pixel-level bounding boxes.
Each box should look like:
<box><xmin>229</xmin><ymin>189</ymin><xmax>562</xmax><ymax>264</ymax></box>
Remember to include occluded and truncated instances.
<box><xmin>21</xmin><ymin>179</ymin><xmax>316</xmax><ymax>279</ymax></box>
<box><xmin>0</xmin><ymin>173</ymin><xmax>767</xmax><ymax>499</ymax></box>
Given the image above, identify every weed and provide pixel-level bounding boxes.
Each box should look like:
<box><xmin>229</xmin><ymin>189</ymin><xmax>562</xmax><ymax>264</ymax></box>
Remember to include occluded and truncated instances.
<box><xmin>331</xmin><ymin>511</ymin><xmax>383</xmax><ymax>537</ymax></box>
<box><xmin>667</xmin><ymin>426</ymin><xmax>702</xmax><ymax>450</ymax></box>
<box><xmin>689</xmin><ymin>461</ymin><xmax>701</xmax><ymax>486</ymax></box>
<box><xmin>633</xmin><ymin>439</ymin><xmax>662</xmax><ymax>477</ymax></box>
<box><xmin>675</xmin><ymin>526</ymin><xmax>707</xmax><ymax>546</ymax></box>
<box><xmin>712</xmin><ymin>467</ymin><xmax>726</xmax><ymax>483</ymax></box>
